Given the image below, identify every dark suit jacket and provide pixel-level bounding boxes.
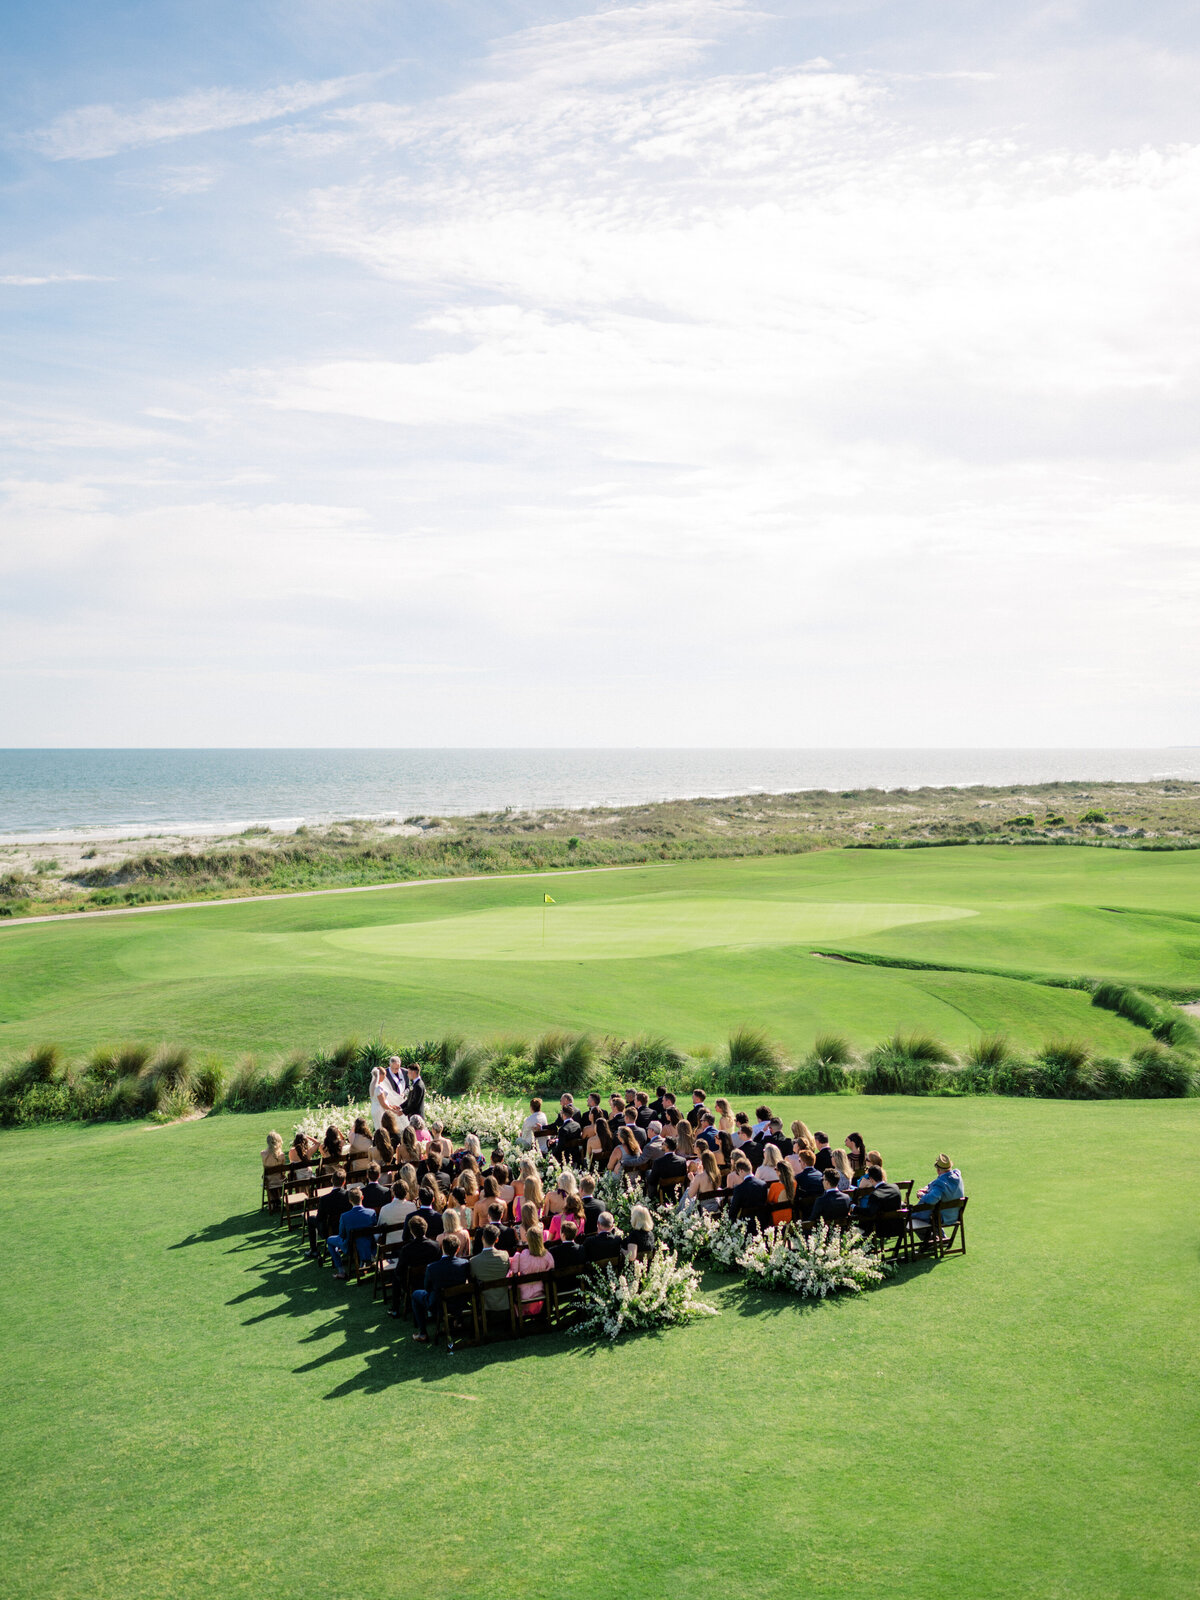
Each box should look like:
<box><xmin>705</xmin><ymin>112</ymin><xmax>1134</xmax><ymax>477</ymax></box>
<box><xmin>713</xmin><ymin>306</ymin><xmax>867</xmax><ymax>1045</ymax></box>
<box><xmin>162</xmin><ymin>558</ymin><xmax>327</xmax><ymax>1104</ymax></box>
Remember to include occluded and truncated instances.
<box><xmin>398</xmin><ymin>1237</ymin><xmax>440</xmax><ymax>1278</ymax></box>
<box><xmin>423</xmin><ymin>1255</ymin><xmax>469</xmax><ymax>1315</ymax></box>
<box><xmin>316</xmin><ymin>1188</ymin><xmax>352</xmax><ymax>1239</ymax></box>
<box><xmin>582</xmin><ymin>1230</ymin><xmax>623</xmax><ymax>1266</ymax></box>
<box><xmin>361</xmin><ymin>1181</ymin><xmax>392</xmax><ymax>1215</ymax></box>
<box><xmin>405</xmin><ymin>1205</ymin><xmax>443</xmax><ymax>1242</ymax></box>
<box><xmin>796</xmin><ymin>1166</ymin><xmax>826</xmax><ymax>1197</ymax></box>
<box><xmin>858</xmin><ymin>1182</ymin><xmax>903</xmax><ymax>1224</ymax></box>
<box><xmin>650</xmin><ymin>1152</ymin><xmax>689</xmax><ymax>1188</ymax></box>
<box><xmin>728</xmin><ymin>1176</ymin><xmax>770</xmax><ymax>1222</ymax></box>
<box><xmin>813</xmin><ymin>1147</ymin><xmax>834</xmax><ymax>1172</ymax></box>
<box><xmin>581</xmin><ymin>1196</ymin><xmax>605</xmax><ymax>1236</ymax></box>
<box><xmin>550</xmin><ymin>1239</ymin><xmax>585</xmax><ymax>1270</ymax></box>
<box><xmin>811</xmin><ymin>1189</ymin><xmax>852</xmax><ymax>1226</ymax></box>
<box><xmin>403</xmin><ymin>1078</ymin><xmax>426</xmax><ymax>1118</ymax></box>
<box><xmin>687</xmin><ymin>1104</ymin><xmax>706</xmax><ymax>1127</ymax></box>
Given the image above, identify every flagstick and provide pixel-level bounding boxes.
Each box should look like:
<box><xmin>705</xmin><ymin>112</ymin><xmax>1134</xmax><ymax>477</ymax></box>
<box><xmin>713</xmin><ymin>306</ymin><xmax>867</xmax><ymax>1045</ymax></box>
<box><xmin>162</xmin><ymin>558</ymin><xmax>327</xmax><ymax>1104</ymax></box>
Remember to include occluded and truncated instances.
<box><xmin>542</xmin><ymin>903</ymin><xmax>546</xmax><ymax>949</ymax></box>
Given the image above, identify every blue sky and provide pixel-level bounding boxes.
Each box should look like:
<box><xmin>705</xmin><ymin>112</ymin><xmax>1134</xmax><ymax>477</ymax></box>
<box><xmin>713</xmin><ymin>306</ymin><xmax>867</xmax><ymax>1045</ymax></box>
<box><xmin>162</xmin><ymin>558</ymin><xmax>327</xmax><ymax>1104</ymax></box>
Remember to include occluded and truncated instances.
<box><xmin>3</xmin><ymin>0</ymin><xmax>1199</xmax><ymax>746</ymax></box>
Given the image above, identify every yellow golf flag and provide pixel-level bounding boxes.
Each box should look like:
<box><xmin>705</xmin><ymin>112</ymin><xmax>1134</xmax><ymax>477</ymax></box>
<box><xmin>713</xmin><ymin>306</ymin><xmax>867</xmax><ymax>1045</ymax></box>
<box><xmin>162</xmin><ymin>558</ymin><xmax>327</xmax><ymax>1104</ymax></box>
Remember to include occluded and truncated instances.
<box><xmin>544</xmin><ymin>893</ymin><xmax>556</xmax><ymax>904</ymax></box>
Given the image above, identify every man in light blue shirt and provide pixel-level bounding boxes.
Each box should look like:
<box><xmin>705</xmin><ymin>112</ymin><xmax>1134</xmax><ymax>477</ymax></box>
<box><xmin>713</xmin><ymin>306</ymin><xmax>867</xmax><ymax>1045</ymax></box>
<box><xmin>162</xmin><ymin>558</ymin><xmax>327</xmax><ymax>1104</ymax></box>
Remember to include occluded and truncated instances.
<box><xmin>912</xmin><ymin>1155</ymin><xmax>964</xmax><ymax>1226</ymax></box>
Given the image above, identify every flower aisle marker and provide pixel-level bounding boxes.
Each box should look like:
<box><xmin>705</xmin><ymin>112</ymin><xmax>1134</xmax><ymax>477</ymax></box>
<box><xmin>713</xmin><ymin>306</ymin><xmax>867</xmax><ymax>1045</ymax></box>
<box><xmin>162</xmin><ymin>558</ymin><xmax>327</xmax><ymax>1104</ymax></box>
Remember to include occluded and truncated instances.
<box><xmin>576</xmin><ymin>1249</ymin><xmax>719</xmax><ymax>1342</ymax></box>
<box><xmin>737</xmin><ymin>1221</ymin><xmax>889</xmax><ymax>1298</ymax></box>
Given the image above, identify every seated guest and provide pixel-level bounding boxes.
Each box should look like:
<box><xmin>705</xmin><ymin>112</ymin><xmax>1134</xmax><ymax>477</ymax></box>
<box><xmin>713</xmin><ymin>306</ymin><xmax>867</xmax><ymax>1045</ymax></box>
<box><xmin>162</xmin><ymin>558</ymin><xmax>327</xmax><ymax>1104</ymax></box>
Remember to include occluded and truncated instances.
<box><xmin>727</xmin><ymin>1154</ymin><xmax>754</xmax><ymax>1189</ymax></box>
<box><xmin>404</xmin><ymin>1186</ymin><xmax>444</xmax><ymax>1243</ymax></box>
<box><xmin>473</xmin><ymin>1174</ymin><xmax>503</xmax><ymax>1227</ymax></box>
<box><xmin>395</xmin><ymin>1126</ymin><xmax>421</xmax><ymax>1168</ymax></box>
<box><xmin>716</xmin><ymin>1132</ymin><xmax>733</xmax><ymax>1171</ymax></box>
<box><xmin>349</xmin><ymin>1117</ymin><xmax>375</xmax><ymax>1155</ymax></box>
<box><xmin>608</xmin><ymin>1093</ymin><xmax>626</xmax><ymax>1122</ymax></box>
<box><xmin>633</xmin><ymin>1092</ymin><xmax>653</xmax><ymax>1128</ymax></box>
<box><xmin>751</xmin><ymin>1105</ymin><xmax>773</xmax><ymax>1139</ymax></box>
<box><xmin>387</xmin><ymin>1214</ymin><xmax>441</xmax><ymax>1316</ymax></box>
<box><xmin>845</xmin><ymin>1131</ymin><xmax>868</xmax><ymax>1181</ymax></box>
<box><xmin>409</xmin><ymin>1115</ymin><xmax>432</xmax><ymax>1148</ymax></box>
<box><xmin>812</xmin><ymin>1132</ymin><xmax>834</xmax><ymax>1173</ymax></box>
<box><xmin>441</xmin><ymin>1206</ymin><xmax>473</xmax><ymax>1258</ymax></box>
<box><xmin>608</xmin><ymin>1125</ymin><xmax>645</xmax><ymax>1175</ymax></box>
<box><xmin>624</xmin><ymin>1204</ymin><xmax>655</xmax><ymax>1261</ymax></box>
<box><xmin>378</xmin><ymin>1180</ymin><xmax>416</xmax><ymax>1245</ymax></box>
<box><xmin>289</xmin><ymin>1132</ymin><xmax>317</xmax><ymax>1180</ymax></box>
<box><xmin>519</xmin><ymin>1174</ymin><xmax>546</xmax><ymax>1221</ymax></box>
<box><xmin>756</xmin><ymin>1143</ymin><xmax>785</xmax><ymax>1184</ymax></box>
<box><xmin>792</xmin><ymin>1119</ymin><xmax>816</xmax><ymax>1154</ymax></box>
<box><xmin>687</xmin><ymin>1090</ymin><xmax>708</xmax><ymax>1128</ymax></box>
<box><xmin>361</xmin><ymin>1165</ymin><xmax>392</xmax><ymax>1217</ymax></box>
<box><xmin>651</xmin><ymin>1136</ymin><xmax>689</xmax><ymax>1195</ymax></box>
<box><xmin>262</xmin><ymin>1132</ymin><xmax>287</xmax><ymax>1207</ymax></box>
<box><xmin>469</xmin><ymin>1225</ymin><xmax>511</xmax><ymax>1316</ymax></box>
<box><xmin>727</xmin><ymin>1167</ymin><xmax>769</xmax><ymax>1227</ymax></box>
<box><xmin>547</xmin><ymin>1193</ymin><xmax>586</xmax><ymax>1244</ymax></box>
<box><xmin>551</xmin><ymin>1219</ymin><xmax>585</xmax><ymax>1270</ymax></box>
<box><xmin>660</xmin><ymin>1107</ymin><xmax>682</xmax><ymax>1135</ymax></box>
<box><xmin>854</xmin><ymin>1166</ymin><xmax>903</xmax><ymax>1233</ymax></box>
<box><xmin>411</xmin><ymin>1236</ymin><xmax>470</xmax><ymax>1343</ymax></box>
<box><xmin>493</xmin><ymin>1162</ymin><xmax>516</xmax><ymax>1210</ymax></box>
<box><xmin>456</xmin><ymin>1171</ymin><xmax>480</xmax><ymax>1216</ymax></box>
<box><xmin>582</xmin><ymin>1212</ymin><xmax>624</xmax><ymax>1267</ymax></box>
<box><xmin>685</xmin><ymin>1148</ymin><xmax>723</xmax><ymax>1211</ymax></box>
<box><xmin>648</xmin><ymin>1085</ymin><xmax>668</xmax><ymax>1120</ymax></box>
<box><xmin>676</xmin><ymin>1120</ymin><xmax>699</xmax><ymax>1162</ymax></box>
<box><xmin>733</xmin><ymin>1112</ymin><xmax>752</xmax><ymax>1143</ymax></box>
<box><xmin>810</xmin><ymin>1169</ymin><xmax>852</xmax><ymax>1228</ymax></box>
<box><xmin>621</xmin><ymin>1108</ymin><xmax>649</xmax><ymax>1149</ymax></box>
<box><xmin>580</xmin><ymin>1091</ymin><xmax>603</xmax><ymax>1130</ymax></box>
<box><xmin>544</xmin><ymin>1169</ymin><xmax>577</xmax><ymax>1223</ymax></box>
<box><xmin>831</xmin><ymin>1149</ymin><xmax>855</xmax><ymax>1191</ymax></box>
<box><xmin>308</xmin><ymin>1168</ymin><xmax>349</xmax><ymax>1260</ymax></box>
<box><xmin>579</xmin><ymin>1175</ymin><xmax>604</xmax><ymax>1235</ymax></box>
<box><xmin>586</xmin><ymin>1116</ymin><xmax>614</xmax><ymax>1164</ymax></box>
<box><xmin>767</xmin><ymin>1159</ymin><xmax>798</xmax><ymax>1227</ymax></box>
<box><xmin>327</xmin><ymin>1186</ymin><xmax>377</xmax><ymax>1280</ymax></box>
<box><xmin>516</xmin><ymin>1200</ymin><xmax>539</xmax><ymax>1246</ymax></box>
<box><xmin>372</xmin><ymin>1124</ymin><xmax>395</xmax><ymax>1171</ymax></box>
<box><xmin>520</xmin><ymin>1097</ymin><xmax>549</xmax><ymax>1152</ymax></box>
<box><xmin>793</xmin><ymin>1151</ymin><xmax>826</xmax><ymax>1217</ymax></box>
<box><xmin>912</xmin><ymin>1154</ymin><xmax>964</xmax><ymax>1225</ymax></box>
<box><xmin>454</xmin><ymin>1132</ymin><xmax>484</xmax><ymax>1165</ymax></box>
<box><xmin>381</xmin><ymin>1109</ymin><xmax>405</xmax><ymax>1145</ymax></box>
<box><xmin>509</xmin><ymin>1224</ymin><xmax>554</xmax><ymax>1318</ymax></box>
<box><xmin>766</xmin><ymin>1117</ymin><xmax>792</xmax><ymax>1156</ymax></box>
<box><xmin>480</xmin><ymin>1201</ymin><xmax>519</xmax><ymax>1257</ymax></box>
<box><xmin>660</xmin><ymin>1090</ymin><xmax>678</xmax><ymax>1122</ymax></box>
<box><xmin>695</xmin><ymin>1112</ymin><xmax>719</xmax><ymax>1150</ymax></box>
<box><xmin>322</xmin><ymin>1124</ymin><xmax>348</xmax><ymax>1161</ymax></box>
<box><xmin>714</xmin><ymin>1097</ymin><xmax>735</xmax><ymax>1134</ymax></box>
<box><xmin>635</xmin><ymin>1121</ymin><xmax>666</xmax><ymax>1173</ymax></box>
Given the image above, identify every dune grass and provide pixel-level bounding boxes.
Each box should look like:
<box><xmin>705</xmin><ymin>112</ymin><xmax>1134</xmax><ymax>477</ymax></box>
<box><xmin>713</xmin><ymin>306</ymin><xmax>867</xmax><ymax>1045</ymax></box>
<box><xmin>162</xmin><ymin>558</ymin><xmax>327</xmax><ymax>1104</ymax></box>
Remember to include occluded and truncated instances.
<box><xmin>0</xmin><ymin>1095</ymin><xmax>1196</xmax><ymax>1600</ymax></box>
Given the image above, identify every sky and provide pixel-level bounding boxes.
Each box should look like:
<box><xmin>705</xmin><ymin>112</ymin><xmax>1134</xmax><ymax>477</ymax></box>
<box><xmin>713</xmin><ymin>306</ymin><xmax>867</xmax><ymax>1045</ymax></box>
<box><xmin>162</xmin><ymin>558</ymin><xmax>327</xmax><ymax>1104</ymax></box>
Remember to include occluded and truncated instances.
<box><xmin>2</xmin><ymin>0</ymin><xmax>1199</xmax><ymax>748</ymax></box>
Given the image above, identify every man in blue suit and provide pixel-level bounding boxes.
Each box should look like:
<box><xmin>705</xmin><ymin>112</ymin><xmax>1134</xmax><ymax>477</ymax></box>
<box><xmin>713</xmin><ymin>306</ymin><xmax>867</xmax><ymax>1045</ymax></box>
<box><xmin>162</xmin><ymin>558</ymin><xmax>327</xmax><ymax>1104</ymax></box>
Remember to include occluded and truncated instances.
<box><xmin>727</xmin><ymin>1172</ymin><xmax>770</xmax><ymax>1230</ymax></box>
<box><xmin>411</xmin><ymin>1236</ymin><xmax>469</xmax><ymax>1343</ymax></box>
<box><xmin>327</xmin><ymin>1187</ymin><xmax>377</xmax><ymax>1280</ymax></box>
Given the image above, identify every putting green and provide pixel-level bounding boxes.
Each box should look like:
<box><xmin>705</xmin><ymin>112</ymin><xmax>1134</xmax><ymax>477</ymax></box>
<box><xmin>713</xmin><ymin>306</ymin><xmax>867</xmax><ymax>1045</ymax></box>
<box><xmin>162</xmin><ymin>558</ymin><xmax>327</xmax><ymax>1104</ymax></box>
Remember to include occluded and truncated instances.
<box><xmin>324</xmin><ymin>898</ymin><xmax>976</xmax><ymax>962</ymax></box>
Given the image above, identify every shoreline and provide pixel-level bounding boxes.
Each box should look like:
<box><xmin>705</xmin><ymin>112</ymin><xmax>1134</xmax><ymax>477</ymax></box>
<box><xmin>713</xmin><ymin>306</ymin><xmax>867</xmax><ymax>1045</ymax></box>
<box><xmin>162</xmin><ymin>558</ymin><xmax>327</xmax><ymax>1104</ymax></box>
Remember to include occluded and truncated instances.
<box><xmin>3</xmin><ymin>777</ymin><xmax>1200</xmax><ymax>924</ymax></box>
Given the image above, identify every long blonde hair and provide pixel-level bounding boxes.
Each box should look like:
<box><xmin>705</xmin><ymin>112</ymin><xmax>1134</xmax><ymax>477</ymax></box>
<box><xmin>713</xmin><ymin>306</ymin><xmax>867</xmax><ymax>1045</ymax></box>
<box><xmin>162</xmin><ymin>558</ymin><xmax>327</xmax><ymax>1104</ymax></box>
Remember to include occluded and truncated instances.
<box><xmin>265</xmin><ymin>1131</ymin><xmax>284</xmax><ymax>1159</ymax></box>
<box><xmin>792</xmin><ymin>1120</ymin><xmax>814</xmax><ymax>1149</ymax></box>
<box><xmin>523</xmin><ymin>1175</ymin><xmax>545</xmax><ymax>1210</ymax></box>
<box><xmin>525</xmin><ymin>1224</ymin><xmax>547</xmax><ymax>1259</ymax></box>
<box><xmin>832</xmin><ymin>1148</ymin><xmax>854</xmax><ymax>1182</ymax></box>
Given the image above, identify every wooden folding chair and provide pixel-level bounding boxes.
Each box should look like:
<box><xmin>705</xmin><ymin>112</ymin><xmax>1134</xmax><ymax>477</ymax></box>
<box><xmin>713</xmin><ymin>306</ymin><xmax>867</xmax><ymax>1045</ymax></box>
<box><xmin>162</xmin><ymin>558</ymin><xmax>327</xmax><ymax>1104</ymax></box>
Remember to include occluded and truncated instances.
<box><xmin>931</xmin><ymin>1194</ymin><xmax>968</xmax><ymax>1256</ymax></box>
<box><xmin>344</xmin><ymin>1224</ymin><xmax>383</xmax><ymax>1285</ymax></box>
<box><xmin>261</xmin><ymin>1161</ymin><xmax>289</xmax><ymax>1213</ymax></box>
<box><xmin>437</xmin><ymin>1281</ymin><xmax>481</xmax><ymax>1351</ymax></box>
<box><xmin>548</xmin><ymin>1266</ymin><xmax>587</xmax><ymax>1327</ymax></box>
<box><xmin>510</xmin><ymin>1270</ymin><xmax>552</xmax><ymax>1335</ymax></box>
<box><xmin>281</xmin><ymin>1172</ymin><xmax>316</xmax><ymax>1233</ymax></box>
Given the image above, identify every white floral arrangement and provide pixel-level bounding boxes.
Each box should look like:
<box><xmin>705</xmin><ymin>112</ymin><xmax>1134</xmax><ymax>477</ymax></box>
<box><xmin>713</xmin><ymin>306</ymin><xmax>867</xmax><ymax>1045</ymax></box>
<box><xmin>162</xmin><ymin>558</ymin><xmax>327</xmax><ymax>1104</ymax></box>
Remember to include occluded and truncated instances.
<box><xmin>737</xmin><ymin>1221</ymin><xmax>888</xmax><ymax>1298</ymax></box>
<box><xmin>293</xmin><ymin>1091</ymin><xmax>524</xmax><ymax>1151</ymax></box>
<box><xmin>576</xmin><ymin>1249</ymin><xmax>719</xmax><ymax>1342</ymax></box>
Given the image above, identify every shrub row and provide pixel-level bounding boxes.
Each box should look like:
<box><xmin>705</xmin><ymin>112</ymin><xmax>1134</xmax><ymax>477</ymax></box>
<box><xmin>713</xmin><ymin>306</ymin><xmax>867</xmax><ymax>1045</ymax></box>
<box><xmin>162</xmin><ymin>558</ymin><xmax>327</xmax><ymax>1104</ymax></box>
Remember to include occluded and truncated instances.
<box><xmin>1</xmin><ymin>1022</ymin><xmax>1194</xmax><ymax>1127</ymax></box>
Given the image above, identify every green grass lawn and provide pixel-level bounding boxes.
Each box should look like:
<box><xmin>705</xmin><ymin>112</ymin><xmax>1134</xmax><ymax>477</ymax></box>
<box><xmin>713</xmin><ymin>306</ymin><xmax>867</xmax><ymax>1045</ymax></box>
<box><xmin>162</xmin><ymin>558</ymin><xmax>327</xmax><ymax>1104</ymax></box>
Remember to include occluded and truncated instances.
<box><xmin>4</xmin><ymin>846</ymin><xmax>1200</xmax><ymax>1058</ymax></box>
<box><xmin>1</xmin><ymin>1096</ymin><xmax>1196</xmax><ymax>1600</ymax></box>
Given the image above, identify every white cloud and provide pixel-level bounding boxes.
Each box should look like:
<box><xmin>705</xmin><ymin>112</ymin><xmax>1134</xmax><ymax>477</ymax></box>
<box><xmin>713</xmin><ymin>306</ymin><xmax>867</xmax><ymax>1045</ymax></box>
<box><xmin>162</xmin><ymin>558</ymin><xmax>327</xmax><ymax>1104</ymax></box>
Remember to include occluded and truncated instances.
<box><xmin>0</xmin><ymin>272</ymin><xmax>106</xmax><ymax>286</ymax></box>
<box><xmin>28</xmin><ymin>74</ymin><xmax>369</xmax><ymax>161</ymax></box>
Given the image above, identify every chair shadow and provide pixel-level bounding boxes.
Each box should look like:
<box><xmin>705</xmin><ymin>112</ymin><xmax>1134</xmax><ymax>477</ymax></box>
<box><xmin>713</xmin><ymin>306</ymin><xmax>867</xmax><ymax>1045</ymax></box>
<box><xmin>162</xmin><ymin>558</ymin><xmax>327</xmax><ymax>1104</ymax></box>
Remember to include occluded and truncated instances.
<box><xmin>178</xmin><ymin>1207</ymin><xmax>944</xmax><ymax>1398</ymax></box>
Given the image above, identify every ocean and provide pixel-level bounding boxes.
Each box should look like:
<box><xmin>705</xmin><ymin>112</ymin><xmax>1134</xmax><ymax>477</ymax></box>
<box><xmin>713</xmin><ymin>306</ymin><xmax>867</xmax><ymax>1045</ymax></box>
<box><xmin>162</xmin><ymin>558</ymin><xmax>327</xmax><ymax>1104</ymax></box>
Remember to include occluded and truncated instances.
<box><xmin>1</xmin><ymin>748</ymin><xmax>1198</xmax><ymax>840</ymax></box>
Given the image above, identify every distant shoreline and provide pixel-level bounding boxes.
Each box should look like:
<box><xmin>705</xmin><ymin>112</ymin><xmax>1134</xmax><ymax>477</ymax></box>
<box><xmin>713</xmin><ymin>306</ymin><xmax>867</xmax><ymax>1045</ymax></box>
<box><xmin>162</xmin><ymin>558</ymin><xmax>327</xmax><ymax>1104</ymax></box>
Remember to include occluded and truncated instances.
<box><xmin>3</xmin><ymin>777</ymin><xmax>1200</xmax><ymax>924</ymax></box>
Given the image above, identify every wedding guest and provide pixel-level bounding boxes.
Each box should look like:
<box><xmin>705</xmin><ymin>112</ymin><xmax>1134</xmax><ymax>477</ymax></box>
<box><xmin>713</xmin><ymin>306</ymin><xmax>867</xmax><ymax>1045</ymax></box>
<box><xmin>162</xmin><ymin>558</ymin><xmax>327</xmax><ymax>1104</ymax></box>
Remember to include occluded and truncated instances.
<box><xmin>387</xmin><ymin>1215</ymin><xmax>440</xmax><ymax>1316</ymax></box>
<box><xmin>845</xmin><ymin>1132</ymin><xmax>868</xmax><ymax>1180</ymax></box>
<box><xmin>327</xmin><ymin>1186</ymin><xmax>377</xmax><ymax>1280</ymax></box>
<box><xmin>547</xmin><ymin>1193</ymin><xmax>586</xmax><ymax>1244</ymax></box>
<box><xmin>411</xmin><ymin>1236</ymin><xmax>469</xmax><ymax>1343</ymax></box>
<box><xmin>831</xmin><ymin>1149</ymin><xmax>855</xmax><ymax>1191</ymax></box>
<box><xmin>469</xmin><ymin>1225</ymin><xmax>511</xmax><ymax>1317</ymax></box>
<box><xmin>551</xmin><ymin>1219</ymin><xmax>585</xmax><ymax>1270</ymax></box>
<box><xmin>509</xmin><ymin>1224</ymin><xmax>554</xmax><ymax>1319</ymax></box>
<box><xmin>810</xmin><ymin>1169</ymin><xmax>852</xmax><ymax>1227</ymax></box>
<box><xmin>767</xmin><ymin>1159</ymin><xmax>798</xmax><ymax>1227</ymax></box>
<box><xmin>624</xmin><ymin>1204</ymin><xmax>655</xmax><ymax>1261</ymax></box>
<box><xmin>714</xmin><ymin>1097</ymin><xmax>735</xmax><ymax>1134</ymax></box>
<box><xmin>579</xmin><ymin>1175</ymin><xmax>604</xmax><ymax>1235</ymax></box>
<box><xmin>349</xmin><ymin>1117</ymin><xmax>375</xmax><ymax>1155</ymax></box>
<box><xmin>812</xmin><ymin>1132</ymin><xmax>833</xmax><ymax>1172</ymax></box>
<box><xmin>684</xmin><ymin>1148</ymin><xmax>723</xmax><ymax>1211</ymax></box>
<box><xmin>361</xmin><ymin>1164</ymin><xmax>392</xmax><ymax>1217</ymax></box>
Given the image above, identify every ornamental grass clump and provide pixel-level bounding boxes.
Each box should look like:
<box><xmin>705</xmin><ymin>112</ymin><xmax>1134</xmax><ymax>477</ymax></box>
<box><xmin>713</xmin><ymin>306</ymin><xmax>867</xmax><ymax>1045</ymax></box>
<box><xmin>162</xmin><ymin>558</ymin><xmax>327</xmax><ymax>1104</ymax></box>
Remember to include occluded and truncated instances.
<box><xmin>576</xmin><ymin>1250</ymin><xmax>718</xmax><ymax>1342</ymax></box>
<box><xmin>738</xmin><ymin>1222</ymin><xmax>888</xmax><ymax>1298</ymax></box>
